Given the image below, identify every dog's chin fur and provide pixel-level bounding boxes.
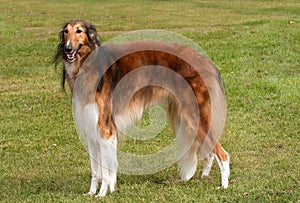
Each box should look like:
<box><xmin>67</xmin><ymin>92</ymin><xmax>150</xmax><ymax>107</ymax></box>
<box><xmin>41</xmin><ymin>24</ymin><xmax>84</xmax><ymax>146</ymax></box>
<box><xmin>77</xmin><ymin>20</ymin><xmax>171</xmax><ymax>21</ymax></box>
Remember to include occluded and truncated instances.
<box><xmin>66</xmin><ymin>57</ymin><xmax>76</xmax><ymax>63</ymax></box>
<box><xmin>55</xmin><ymin>20</ymin><xmax>230</xmax><ymax>197</ymax></box>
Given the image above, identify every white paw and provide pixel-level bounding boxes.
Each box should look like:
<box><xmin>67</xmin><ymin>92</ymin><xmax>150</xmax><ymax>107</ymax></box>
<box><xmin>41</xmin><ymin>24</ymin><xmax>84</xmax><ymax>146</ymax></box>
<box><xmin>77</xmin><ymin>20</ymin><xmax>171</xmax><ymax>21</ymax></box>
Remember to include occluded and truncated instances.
<box><xmin>96</xmin><ymin>191</ymin><xmax>107</xmax><ymax>197</ymax></box>
<box><xmin>221</xmin><ymin>173</ymin><xmax>229</xmax><ymax>189</ymax></box>
<box><xmin>96</xmin><ymin>175</ymin><xmax>117</xmax><ymax>197</ymax></box>
<box><xmin>84</xmin><ymin>191</ymin><xmax>95</xmax><ymax>196</ymax></box>
<box><xmin>97</xmin><ymin>180</ymin><xmax>109</xmax><ymax>197</ymax></box>
<box><xmin>109</xmin><ymin>174</ymin><xmax>117</xmax><ymax>193</ymax></box>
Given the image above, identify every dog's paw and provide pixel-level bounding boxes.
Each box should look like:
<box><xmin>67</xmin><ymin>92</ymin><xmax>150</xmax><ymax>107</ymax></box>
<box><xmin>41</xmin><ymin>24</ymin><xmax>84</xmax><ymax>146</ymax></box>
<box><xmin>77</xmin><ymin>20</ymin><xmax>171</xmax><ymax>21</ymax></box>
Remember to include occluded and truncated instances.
<box><xmin>83</xmin><ymin>191</ymin><xmax>95</xmax><ymax>196</ymax></box>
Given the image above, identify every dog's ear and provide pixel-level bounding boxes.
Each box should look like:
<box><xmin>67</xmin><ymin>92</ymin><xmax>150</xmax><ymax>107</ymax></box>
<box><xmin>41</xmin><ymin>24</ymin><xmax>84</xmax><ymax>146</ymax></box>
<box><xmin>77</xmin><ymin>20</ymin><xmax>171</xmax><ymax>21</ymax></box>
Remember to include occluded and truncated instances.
<box><xmin>86</xmin><ymin>23</ymin><xmax>100</xmax><ymax>46</ymax></box>
<box><xmin>59</xmin><ymin>24</ymin><xmax>65</xmax><ymax>43</ymax></box>
<box><xmin>54</xmin><ymin>22</ymin><xmax>70</xmax><ymax>91</ymax></box>
<box><xmin>54</xmin><ymin>23</ymin><xmax>68</xmax><ymax>66</ymax></box>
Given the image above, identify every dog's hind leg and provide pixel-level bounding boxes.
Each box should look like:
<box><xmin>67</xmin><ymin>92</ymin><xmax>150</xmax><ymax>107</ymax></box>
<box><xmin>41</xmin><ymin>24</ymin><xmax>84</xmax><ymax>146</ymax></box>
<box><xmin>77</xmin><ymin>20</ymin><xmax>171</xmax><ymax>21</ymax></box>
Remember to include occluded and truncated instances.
<box><xmin>213</xmin><ymin>142</ymin><xmax>230</xmax><ymax>188</ymax></box>
<box><xmin>201</xmin><ymin>153</ymin><xmax>214</xmax><ymax>178</ymax></box>
<box><xmin>97</xmin><ymin>135</ymin><xmax>118</xmax><ymax>197</ymax></box>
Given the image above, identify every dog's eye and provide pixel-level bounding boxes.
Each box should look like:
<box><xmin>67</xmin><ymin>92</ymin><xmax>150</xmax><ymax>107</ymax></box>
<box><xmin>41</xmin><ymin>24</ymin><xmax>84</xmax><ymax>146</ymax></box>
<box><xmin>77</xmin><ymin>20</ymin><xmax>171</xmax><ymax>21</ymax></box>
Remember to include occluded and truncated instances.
<box><xmin>64</xmin><ymin>29</ymin><xmax>68</xmax><ymax>34</ymax></box>
<box><xmin>76</xmin><ymin>30</ymin><xmax>82</xmax><ymax>34</ymax></box>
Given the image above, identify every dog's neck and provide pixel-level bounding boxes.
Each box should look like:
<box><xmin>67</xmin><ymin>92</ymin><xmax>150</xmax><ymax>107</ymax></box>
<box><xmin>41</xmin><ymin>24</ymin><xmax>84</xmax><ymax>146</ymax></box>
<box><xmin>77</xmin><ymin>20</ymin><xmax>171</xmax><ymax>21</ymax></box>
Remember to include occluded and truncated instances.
<box><xmin>63</xmin><ymin>60</ymin><xmax>77</xmax><ymax>92</ymax></box>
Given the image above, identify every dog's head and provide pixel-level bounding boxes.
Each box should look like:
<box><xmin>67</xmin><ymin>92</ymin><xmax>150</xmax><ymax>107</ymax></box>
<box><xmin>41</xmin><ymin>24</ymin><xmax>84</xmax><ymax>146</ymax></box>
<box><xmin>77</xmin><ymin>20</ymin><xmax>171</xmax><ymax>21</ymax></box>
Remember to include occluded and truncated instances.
<box><xmin>55</xmin><ymin>20</ymin><xmax>100</xmax><ymax>64</ymax></box>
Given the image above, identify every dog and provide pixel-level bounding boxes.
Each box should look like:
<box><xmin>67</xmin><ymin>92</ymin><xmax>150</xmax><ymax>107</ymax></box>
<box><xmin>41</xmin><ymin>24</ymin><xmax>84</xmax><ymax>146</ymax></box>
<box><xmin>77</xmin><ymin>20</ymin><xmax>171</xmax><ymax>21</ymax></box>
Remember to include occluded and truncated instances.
<box><xmin>54</xmin><ymin>20</ymin><xmax>230</xmax><ymax>197</ymax></box>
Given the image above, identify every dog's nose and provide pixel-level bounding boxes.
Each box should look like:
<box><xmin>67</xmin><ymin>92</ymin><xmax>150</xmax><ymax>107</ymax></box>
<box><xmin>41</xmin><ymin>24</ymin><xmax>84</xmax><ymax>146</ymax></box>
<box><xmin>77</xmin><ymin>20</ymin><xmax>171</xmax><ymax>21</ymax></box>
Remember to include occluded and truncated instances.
<box><xmin>64</xmin><ymin>43</ymin><xmax>73</xmax><ymax>53</ymax></box>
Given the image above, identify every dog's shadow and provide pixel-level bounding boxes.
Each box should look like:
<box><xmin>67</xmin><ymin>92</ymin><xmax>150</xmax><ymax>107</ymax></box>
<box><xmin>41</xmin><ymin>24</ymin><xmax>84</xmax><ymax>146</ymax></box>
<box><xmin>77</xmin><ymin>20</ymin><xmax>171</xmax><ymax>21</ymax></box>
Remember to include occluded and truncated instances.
<box><xmin>2</xmin><ymin>160</ymin><xmax>215</xmax><ymax>200</ymax></box>
<box><xmin>116</xmin><ymin>164</ymin><xmax>212</xmax><ymax>187</ymax></box>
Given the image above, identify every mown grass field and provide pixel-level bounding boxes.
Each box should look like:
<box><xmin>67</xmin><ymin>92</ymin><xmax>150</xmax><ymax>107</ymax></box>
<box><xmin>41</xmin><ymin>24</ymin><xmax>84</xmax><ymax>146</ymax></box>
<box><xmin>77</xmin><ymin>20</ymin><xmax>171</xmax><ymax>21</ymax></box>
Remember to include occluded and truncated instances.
<box><xmin>0</xmin><ymin>0</ymin><xmax>299</xmax><ymax>202</ymax></box>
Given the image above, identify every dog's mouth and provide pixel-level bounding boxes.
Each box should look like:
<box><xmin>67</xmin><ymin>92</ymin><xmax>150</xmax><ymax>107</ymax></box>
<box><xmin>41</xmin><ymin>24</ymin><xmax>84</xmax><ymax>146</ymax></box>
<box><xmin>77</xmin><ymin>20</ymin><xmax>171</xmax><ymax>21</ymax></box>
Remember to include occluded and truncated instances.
<box><xmin>65</xmin><ymin>44</ymin><xmax>82</xmax><ymax>62</ymax></box>
<box><xmin>66</xmin><ymin>50</ymin><xmax>77</xmax><ymax>62</ymax></box>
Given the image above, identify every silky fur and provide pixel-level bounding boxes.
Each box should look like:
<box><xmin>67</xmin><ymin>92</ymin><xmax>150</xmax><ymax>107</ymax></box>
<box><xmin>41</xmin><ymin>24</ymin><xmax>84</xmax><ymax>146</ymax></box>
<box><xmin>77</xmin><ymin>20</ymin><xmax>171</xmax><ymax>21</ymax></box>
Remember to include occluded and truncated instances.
<box><xmin>55</xmin><ymin>20</ymin><xmax>230</xmax><ymax>197</ymax></box>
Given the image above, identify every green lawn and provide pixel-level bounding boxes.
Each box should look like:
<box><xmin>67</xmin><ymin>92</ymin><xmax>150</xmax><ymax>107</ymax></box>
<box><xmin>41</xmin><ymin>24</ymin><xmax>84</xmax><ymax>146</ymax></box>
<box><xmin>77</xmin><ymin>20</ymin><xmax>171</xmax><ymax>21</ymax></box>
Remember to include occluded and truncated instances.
<box><xmin>0</xmin><ymin>0</ymin><xmax>299</xmax><ymax>202</ymax></box>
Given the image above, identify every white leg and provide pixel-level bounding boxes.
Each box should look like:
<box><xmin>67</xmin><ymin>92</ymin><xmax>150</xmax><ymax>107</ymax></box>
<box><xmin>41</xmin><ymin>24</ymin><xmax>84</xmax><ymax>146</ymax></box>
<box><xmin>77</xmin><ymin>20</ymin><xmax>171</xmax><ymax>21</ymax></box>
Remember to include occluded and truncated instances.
<box><xmin>97</xmin><ymin>135</ymin><xmax>118</xmax><ymax>197</ymax></box>
<box><xmin>85</xmin><ymin>140</ymin><xmax>101</xmax><ymax>195</ymax></box>
<box><xmin>201</xmin><ymin>153</ymin><xmax>214</xmax><ymax>177</ymax></box>
<box><xmin>214</xmin><ymin>153</ymin><xmax>230</xmax><ymax>188</ymax></box>
<box><xmin>81</xmin><ymin>103</ymin><xmax>103</xmax><ymax>195</ymax></box>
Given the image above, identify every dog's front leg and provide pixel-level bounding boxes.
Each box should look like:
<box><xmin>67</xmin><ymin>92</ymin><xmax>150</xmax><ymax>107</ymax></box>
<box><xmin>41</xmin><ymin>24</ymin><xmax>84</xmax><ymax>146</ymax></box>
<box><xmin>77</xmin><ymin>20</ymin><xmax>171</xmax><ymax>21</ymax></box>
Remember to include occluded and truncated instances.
<box><xmin>97</xmin><ymin>135</ymin><xmax>118</xmax><ymax>197</ymax></box>
<box><xmin>86</xmin><ymin>139</ymin><xmax>101</xmax><ymax>195</ymax></box>
<box><xmin>82</xmin><ymin>103</ymin><xmax>103</xmax><ymax>195</ymax></box>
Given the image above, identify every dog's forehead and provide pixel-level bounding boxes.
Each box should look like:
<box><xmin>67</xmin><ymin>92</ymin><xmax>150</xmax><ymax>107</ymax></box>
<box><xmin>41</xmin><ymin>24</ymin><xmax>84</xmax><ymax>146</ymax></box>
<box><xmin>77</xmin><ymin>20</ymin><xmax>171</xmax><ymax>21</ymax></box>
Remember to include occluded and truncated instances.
<box><xmin>66</xmin><ymin>22</ymin><xmax>86</xmax><ymax>31</ymax></box>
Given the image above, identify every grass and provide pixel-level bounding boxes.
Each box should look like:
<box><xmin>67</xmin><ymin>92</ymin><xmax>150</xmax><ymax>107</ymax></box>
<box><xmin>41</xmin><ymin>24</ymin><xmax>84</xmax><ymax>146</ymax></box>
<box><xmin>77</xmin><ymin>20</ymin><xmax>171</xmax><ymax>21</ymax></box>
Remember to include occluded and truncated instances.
<box><xmin>0</xmin><ymin>0</ymin><xmax>299</xmax><ymax>202</ymax></box>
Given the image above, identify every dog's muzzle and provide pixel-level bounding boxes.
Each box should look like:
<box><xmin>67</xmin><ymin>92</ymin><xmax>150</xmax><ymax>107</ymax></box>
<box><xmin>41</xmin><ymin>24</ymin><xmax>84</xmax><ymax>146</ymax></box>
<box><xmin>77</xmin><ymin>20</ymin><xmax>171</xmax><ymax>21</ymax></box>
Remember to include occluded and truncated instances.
<box><xmin>64</xmin><ymin>42</ymin><xmax>82</xmax><ymax>62</ymax></box>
